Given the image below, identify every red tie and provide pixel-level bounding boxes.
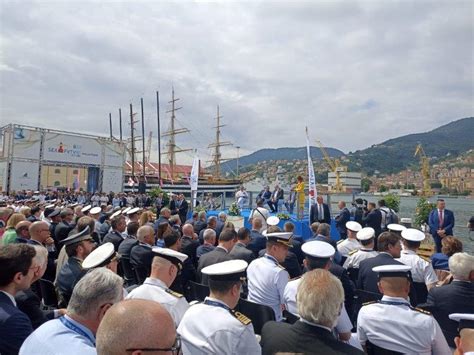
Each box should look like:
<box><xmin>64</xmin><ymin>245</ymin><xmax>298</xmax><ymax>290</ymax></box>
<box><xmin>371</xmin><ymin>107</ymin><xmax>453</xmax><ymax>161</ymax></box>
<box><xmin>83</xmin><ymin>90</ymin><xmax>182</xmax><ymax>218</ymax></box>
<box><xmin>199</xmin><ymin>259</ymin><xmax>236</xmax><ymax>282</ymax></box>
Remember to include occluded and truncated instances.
<box><xmin>439</xmin><ymin>210</ymin><xmax>444</xmax><ymax>228</ymax></box>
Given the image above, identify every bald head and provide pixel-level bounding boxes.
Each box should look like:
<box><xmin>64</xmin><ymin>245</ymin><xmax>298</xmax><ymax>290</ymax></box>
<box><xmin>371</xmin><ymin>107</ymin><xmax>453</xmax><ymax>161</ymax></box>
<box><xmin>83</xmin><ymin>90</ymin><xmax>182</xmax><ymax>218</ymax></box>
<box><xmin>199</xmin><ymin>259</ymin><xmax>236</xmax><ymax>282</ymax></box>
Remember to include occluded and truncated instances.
<box><xmin>96</xmin><ymin>299</ymin><xmax>176</xmax><ymax>355</ymax></box>
<box><xmin>29</xmin><ymin>221</ymin><xmax>49</xmax><ymax>241</ymax></box>
<box><xmin>182</xmin><ymin>223</ymin><xmax>194</xmax><ymax>237</ymax></box>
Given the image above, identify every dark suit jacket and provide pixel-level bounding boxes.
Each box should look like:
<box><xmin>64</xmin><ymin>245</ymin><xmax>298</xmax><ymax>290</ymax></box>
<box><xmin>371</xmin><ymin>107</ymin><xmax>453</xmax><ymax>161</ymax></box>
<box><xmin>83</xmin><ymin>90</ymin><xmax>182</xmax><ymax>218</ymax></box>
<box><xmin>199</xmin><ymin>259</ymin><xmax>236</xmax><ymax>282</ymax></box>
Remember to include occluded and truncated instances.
<box><xmin>310</xmin><ymin>203</ymin><xmax>331</xmax><ymax>224</ymax></box>
<box><xmin>55</xmin><ymin>221</ymin><xmax>74</xmax><ymax>243</ymax></box>
<box><xmin>261</xmin><ymin>320</ymin><xmax>364</xmax><ymax>355</ymax></box>
<box><xmin>358</xmin><ymin>253</ymin><xmax>401</xmax><ymax>294</ymax></box>
<box><xmin>357</xmin><ymin>252</ymin><xmax>418</xmax><ymax>305</ymax></box>
<box><xmin>0</xmin><ymin>291</ymin><xmax>34</xmax><ymax>355</ymax></box>
<box><xmin>180</xmin><ymin>236</ymin><xmax>200</xmax><ymax>268</ymax></box>
<box><xmin>329</xmin><ymin>263</ymin><xmax>355</xmax><ymax>316</ymax></box>
<box><xmin>428</xmin><ymin>209</ymin><xmax>455</xmax><ymax>238</ymax></box>
<box><xmin>153</xmin><ymin>216</ymin><xmax>170</xmax><ymax>233</ymax></box>
<box><xmin>229</xmin><ymin>242</ymin><xmax>255</xmax><ymax>264</ymax></box>
<box><xmin>169</xmin><ymin>199</ymin><xmax>178</xmax><ymax>215</ymax></box>
<box><xmin>362</xmin><ymin>209</ymin><xmax>382</xmax><ymax>237</ymax></box>
<box><xmin>421</xmin><ymin>280</ymin><xmax>474</xmax><ymax>347</ymax></box>
<box><xmin>335</xmin><ymin>208</ymin><xmax>351</xmax><ymax>237</ymax></box>
<box><xmin>215</xmin><ymin>220</ymin><xmax>225</xmax><ymax>239</ymax></box>
<box><xmin>15</xmin><ymin>287</ymin><xmax>55</xmax><ymax>329</ymax></box>
<box><xmin>193</xmin><ymin>220</ymin><xmax>208</xmax><ymax>235</ymax></box>
<box><xmin>247</xmin><ymin>230</ymin><xmax>267</xmax><ymax>258</ymax></box>
<box><xmin>102</xmin><ymin>230</ymin><xmax>124</xmax><ymax>251</ymax></box>
<box><xmin>117</xmin><ymin>236</ymin><xmax>139</xmax><ymax>259</ymax></box>
<box><xmin>130</xmin><ymin>243</ymin><xmax>154</xmax><ymax>278</ymax></box>
<box><xmin>197</xmin><ymin>247</ymin><xmax>232</xmax><ymax>284</ymax></box>
<box><xmin>178</xmin><ymin>199</ymin><xmax>188</xmax><ymax>223</ymax></box>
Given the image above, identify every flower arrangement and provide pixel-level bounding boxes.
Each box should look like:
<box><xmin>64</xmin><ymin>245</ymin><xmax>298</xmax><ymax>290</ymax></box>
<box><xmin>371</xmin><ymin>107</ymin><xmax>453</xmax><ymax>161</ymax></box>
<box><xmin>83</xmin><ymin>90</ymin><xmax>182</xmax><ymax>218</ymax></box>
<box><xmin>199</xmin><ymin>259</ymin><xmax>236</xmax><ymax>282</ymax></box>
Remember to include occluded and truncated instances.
<box><xmin>276</xmin><ymin>212</ymin><xmax>290</xmax><ymax>220</ymax></box>
<box><xmin>228</xmin><ymin>202</ymin><xmax>241</xmax><ymax>216</ymax></box>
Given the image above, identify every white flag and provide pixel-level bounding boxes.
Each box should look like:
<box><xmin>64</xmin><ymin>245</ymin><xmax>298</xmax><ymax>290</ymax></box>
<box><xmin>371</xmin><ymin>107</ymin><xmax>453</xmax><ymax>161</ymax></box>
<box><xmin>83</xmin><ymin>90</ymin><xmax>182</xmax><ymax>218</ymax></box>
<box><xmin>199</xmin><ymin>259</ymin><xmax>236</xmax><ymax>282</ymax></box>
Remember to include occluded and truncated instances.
<box><xmin>305</xmin><ymin>127</ymin><xmax>317</xmax><ymax>208</ymax></box>
<box><xmin>190</xmin><ymin>152</ymin><xmax>199</xmax><ymax>207</ymax></box>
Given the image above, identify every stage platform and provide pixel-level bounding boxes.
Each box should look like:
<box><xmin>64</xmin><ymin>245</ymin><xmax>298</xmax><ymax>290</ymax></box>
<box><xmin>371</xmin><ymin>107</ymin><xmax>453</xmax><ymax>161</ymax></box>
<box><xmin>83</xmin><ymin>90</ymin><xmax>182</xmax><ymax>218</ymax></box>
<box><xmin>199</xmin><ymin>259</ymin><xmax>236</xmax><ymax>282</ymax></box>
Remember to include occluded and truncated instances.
<box><xmin>206</xmin><ymin>209</ymin><xmax>342</xmax><ymax>241</ymax></box>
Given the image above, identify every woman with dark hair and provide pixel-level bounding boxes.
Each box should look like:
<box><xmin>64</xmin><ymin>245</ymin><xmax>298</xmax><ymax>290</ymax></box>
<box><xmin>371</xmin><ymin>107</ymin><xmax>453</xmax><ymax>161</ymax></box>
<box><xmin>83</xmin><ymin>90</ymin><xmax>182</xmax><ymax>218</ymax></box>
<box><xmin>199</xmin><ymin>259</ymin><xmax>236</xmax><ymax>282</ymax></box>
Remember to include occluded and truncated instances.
<box><xmin>156</xmin><ymin>222</ymin><xmax>172</xmax><ymax>247</ymax></box>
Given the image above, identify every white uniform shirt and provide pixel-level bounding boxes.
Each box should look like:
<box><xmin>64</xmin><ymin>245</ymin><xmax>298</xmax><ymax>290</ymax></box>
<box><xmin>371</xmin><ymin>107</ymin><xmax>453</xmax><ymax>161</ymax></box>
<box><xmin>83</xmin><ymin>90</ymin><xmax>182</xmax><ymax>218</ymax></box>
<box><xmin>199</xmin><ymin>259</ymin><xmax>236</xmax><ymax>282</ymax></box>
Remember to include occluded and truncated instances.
<box><xmin>283</xmin><ymin>278</ymin><xmax>353</xmax><ymax>334</ymax></box>
<box><xmin>177</xmin><ymin>297</ymin><xmax>261</xmax><ymax>355</ymax></box>
<box><xmin>343</xmin><ymin>249</ymin><xmax>378</xmax><ymax>269</ymax></box>
<box><xmin>247</xmin><ymin>254</ymin><xmax>289</xmax><ymax>321</ymax></box>
<box><xmin>397</xmin><ymin>250</ymin><xmax>438</xmax><ymax>285</ymax></box>
<box><xmin>337</xmin><ymin>238</ymin><xmax>361</xmax><ymax>257</ymax></box>
<box><xmin>20</xmin><ymin>315</ymin><xmax>96</xmax><ymax>355</ymax></box>
<box><xmin>357</xmin><ymin>295</ymin><xmax>450</xmax><ymax>355</ymax></box>
<box><xmin>126</xmin><ymin>277</ymin><xmax>189</xmax><ymax>327</ymax></box>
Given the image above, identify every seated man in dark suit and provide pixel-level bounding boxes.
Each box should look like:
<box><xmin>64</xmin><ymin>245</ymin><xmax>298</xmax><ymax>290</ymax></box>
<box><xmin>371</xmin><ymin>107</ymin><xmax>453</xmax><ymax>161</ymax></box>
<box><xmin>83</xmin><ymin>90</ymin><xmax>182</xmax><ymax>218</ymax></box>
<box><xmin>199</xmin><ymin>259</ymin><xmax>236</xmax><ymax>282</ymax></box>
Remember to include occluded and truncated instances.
<box><xmin>102</xmin><ymin>215</ymin><xmax>127</xmax><ymax>251</ymax></box>
<box><xmin>421</xmin><ymin>252</ymin><xmax>474</xmax><ymax>348</ymax></box>
<box><xmin>197</xmin><ymin>229</ymin><xmax>237</xmax><ymax>285</ymax></box>
<box><xmin>54</xmin><ymin>208</ymin><xmax>75</xmax><ymax>244</ymax></box>
<box><xmin>229</xmin><ymin>227</ymin><xmax>255</xmax><ymax>264</ymax></box>
<box><xmin>16</xmin><ymin>245</ymin><xmax>66</xmax><ymax>329</ymax></box>
<box><xmin>180</xmin><ymin>224</ymin><xmax>200</xmax><ymax>268</ymax></box>
<box><xmin>358</xmin><ymin>231</ymin><xmax>417</xmax><ymax>305</ymax></box>
<box><xmin>193</xmin><ymin>211</ymin><xmax>208</xmax><ymax>236</ymax></box>
<box><xmin>0</xmin><ymin>244</ymin><xmax>35</xmax><ymax>355</ymax></box>
<box><xmin>196</xmin><ymin>229</ymin><xmax>216</xmax><ymax>260</ymax></box>
<box><xmin>247</xmin><ymin>218</ymin><xmax>266</xmax><ymax>258</ymax></box>
<box><xmin>198</xmin><ymin>216</ymin><xmax>217</xmax><ymax>244</ymax></box>
<box><xmin>261</xmin><ymin>269</ymin><xmax>364</xmax><ymax>355</ymax></box>
<box><xmin>130</xmin><ymin>225</ymin><xmax>156</xmax><ymax>284</ymax></box>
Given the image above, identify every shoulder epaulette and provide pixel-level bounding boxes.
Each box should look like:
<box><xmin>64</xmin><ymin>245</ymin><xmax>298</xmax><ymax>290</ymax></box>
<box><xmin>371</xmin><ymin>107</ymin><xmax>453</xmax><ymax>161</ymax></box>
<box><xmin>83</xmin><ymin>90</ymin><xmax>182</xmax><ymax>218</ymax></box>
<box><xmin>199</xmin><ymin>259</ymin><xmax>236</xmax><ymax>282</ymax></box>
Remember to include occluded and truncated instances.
<box><xmin>348</xmin><ymin>249</ymin><xmax>358</xmax><ymax>256</ymax></box>
<box><xmin>362</xmin><ymin>301</ymin><xmax>377</xmax><ymax>306</ymax></box>
<box><xmin>231</xmin><ymin>310</ymin><xmax>252</xmax><ymax>325</ymax></box>
<box><xmin>165</xmin><ymin>288</ymin><xmax>183</xmax><ymax>298</ymax></box>
<box><xmin>337</xmin><ymin>239</ymin><xmax>344</xmax><ymax>245</ymax></box>
<box><xmin>412</xmin><ymin>307</ymin><xmax>431</xmax><ymax>315</ymax></box>
<box><xmin>276</xmin><ymin>263</ymin><xmax>286</xmax><ymax>270</ymax></box>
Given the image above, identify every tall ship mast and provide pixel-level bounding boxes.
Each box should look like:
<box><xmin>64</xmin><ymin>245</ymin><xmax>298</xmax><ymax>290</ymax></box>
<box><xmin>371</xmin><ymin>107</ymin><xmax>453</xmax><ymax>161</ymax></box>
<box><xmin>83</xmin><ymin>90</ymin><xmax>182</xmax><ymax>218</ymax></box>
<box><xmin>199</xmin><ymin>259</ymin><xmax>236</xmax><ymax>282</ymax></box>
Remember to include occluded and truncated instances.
<box><xmin>208</xmin><ymin>105</ymin><xmax>232</xmax><ymax>179</ymax></box>
<box><xmin>161</xmin><ymin>88</ymin><xmax>191</xmax><ymax>179</ymax></box>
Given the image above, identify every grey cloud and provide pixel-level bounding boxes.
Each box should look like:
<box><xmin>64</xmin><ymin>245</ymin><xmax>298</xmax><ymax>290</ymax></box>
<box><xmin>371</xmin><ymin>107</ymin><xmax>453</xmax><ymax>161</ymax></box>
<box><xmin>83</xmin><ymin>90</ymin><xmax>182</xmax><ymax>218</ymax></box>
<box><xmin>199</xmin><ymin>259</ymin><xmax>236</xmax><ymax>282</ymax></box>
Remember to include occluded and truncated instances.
<box><xmin>1</xmin><ymin>0</ymin><xmax>472</xmax><ymax>166</ymax></box>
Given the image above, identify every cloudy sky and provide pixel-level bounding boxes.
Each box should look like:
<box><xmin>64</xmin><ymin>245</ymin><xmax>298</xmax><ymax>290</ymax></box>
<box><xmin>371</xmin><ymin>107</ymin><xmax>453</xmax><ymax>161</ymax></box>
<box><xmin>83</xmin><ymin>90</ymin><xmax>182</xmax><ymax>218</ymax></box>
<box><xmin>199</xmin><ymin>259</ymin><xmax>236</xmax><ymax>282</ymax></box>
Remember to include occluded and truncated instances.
<box><xmin>1</xmin><ymin>0</ymin><xmax>472</xmax><ymax>165</ymax></box>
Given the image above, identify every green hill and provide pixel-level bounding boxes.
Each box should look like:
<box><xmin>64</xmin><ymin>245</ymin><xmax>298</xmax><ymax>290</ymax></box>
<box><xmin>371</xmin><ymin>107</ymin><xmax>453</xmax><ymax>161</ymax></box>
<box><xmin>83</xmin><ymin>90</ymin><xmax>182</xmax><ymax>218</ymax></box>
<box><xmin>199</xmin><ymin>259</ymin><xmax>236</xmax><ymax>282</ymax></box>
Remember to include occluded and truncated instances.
<box><xmin>220</xmin><ymin>146</ymin><xmax>344</xmax><ymax>174</ymax></box>
<box><xmin>346</xmin><ymin>117</ymin><xmax>474</xmax><ymax>175</ymax></box>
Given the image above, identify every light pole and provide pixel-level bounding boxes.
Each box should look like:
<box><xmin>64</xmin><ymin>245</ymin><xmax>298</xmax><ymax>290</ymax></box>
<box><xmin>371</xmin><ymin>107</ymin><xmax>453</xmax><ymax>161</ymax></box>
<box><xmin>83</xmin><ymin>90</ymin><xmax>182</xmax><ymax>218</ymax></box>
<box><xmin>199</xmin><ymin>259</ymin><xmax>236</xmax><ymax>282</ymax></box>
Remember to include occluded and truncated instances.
<box><xmin>236</xmin><ymin>146</ymin><xmax>240</xmax><ymax>179</ymax></box>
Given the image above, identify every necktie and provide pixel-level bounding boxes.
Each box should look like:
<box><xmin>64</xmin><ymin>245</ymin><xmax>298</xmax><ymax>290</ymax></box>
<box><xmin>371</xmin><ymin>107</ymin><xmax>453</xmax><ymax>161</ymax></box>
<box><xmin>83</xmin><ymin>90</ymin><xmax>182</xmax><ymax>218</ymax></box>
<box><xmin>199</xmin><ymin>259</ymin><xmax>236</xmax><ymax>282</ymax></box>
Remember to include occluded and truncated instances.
<box><xmin>439</xmin><ymin>210</ymin><xmax>443</xmax><ymax>228</ymax></box>
<box><xmin>319</xmin><ymin>204</ymin><xmax>323</xmax><ymax>220</ymax></box>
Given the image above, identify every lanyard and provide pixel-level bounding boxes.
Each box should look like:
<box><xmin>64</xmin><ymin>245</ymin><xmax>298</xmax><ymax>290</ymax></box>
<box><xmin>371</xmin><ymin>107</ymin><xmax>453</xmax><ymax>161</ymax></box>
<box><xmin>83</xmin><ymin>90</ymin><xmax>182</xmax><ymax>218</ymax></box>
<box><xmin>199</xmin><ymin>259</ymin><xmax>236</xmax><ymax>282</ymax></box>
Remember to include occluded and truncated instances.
<box><xmin>204</xmin><ymin>299</ymin><xmax>231</xmax><ymax>311</ymax></box>
<box><xmin>59</xmin><ymin>316</ymin><xmax>95</xmax><ymax>346</ymax></box>
<box><xmin>264</xmin><ymin>254</ymin><xmax>279</xmax><ymax>265</ymax></box>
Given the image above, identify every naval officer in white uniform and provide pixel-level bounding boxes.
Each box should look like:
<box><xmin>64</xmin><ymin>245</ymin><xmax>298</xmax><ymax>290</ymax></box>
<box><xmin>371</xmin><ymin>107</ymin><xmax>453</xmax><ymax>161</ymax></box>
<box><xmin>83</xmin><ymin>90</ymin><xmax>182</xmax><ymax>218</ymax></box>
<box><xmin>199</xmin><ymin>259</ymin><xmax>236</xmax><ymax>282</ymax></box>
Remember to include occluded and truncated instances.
<box><xmin>397</xmin><ymin>228</ymin><xmax>438</xmax><ymax>290</ymax></box>
<box><xmin>20</xmin><ymin>268</ymin><xmax>123</xmax><ymax>355</ymax></box>
<box><xmin>357</xmin><ymin>264</ymin><xmax>450</xmax><ymax>354</ymax></box>
<box><xmin>343</xmin><ymin>227</ymin><xmax>378</xmax><ymax>269</ymax></box>
<box><xmin>246</xmin><ymin>227</ymin><xmax>292</xmax><ymax>321</ymax></box>
<box><xmin>126</xmin><ymin>247</ymin><xmax>189</xmax><ymax>327</ymax></box>
<box><xmin>337</xmin><ymin>221</ymin><xmax>362</xmax><ymax>257</ymax></box>
<box><xmin>284</xmin><ymin>241</ymin><xmax>359</xmax><ymax>348</ymax></box>
<box><xmin>177</xmin><ymin>259</ymin><xmax>261</xmax><ymax>355</ymax></box>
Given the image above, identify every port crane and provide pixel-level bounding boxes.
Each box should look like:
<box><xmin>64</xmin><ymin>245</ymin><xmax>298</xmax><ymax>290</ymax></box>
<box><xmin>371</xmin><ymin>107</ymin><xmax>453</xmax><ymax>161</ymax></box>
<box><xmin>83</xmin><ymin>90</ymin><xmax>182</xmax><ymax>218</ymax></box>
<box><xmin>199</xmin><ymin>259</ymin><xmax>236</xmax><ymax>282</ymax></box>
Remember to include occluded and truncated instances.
<box><xmin>414</xmin><ymin>144</ymin><xmax>432</xmax><ymax>196</ymax></box>
<box><xmin>315</xmin><ymin>140</ymin><xmax>346</xmax><ymax>193</ymax></box>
